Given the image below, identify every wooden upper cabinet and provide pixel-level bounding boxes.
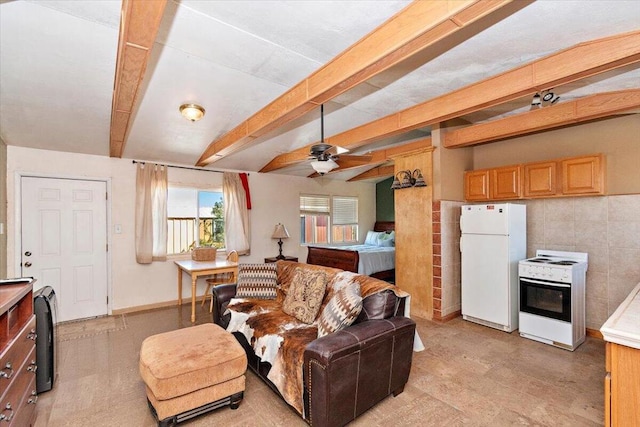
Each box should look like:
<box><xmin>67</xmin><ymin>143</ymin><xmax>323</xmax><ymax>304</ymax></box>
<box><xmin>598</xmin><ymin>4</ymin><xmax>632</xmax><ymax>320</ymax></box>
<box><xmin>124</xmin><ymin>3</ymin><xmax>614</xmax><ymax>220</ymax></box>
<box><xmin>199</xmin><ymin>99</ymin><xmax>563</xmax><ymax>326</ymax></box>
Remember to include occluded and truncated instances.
<box><xmin>464</xmin><ymin>169</ymin><xmax>490</xmax><ymax>201</ymax></box>
<box><xmin>524</xmin><ymin>161</ymin><xmax>557</xmax><ymax>197</ymax></box>
<box><xmin>491</xmin><ymin>165</ymin><xmax>521</xmax><ymax>200</ymax></box>
<box><xmin>562</xmin><ymin>154</ymin><xmax>605</xmax><ymax>195</ymax></box>
<box><xmin>464</xmin><ymin>154</ymin><xmax>606</xmax><ymax>201</ymax></box>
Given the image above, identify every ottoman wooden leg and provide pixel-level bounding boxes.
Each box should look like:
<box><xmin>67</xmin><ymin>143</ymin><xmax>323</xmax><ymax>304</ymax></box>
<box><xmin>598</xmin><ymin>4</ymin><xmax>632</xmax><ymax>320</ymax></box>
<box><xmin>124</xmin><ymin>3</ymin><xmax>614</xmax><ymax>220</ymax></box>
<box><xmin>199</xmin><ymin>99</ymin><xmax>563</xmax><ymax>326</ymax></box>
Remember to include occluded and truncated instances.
<box><xmin>158</xmin><ymin>417</ymin><xmax>178</xmax><ymax>427</ymax></box>
<box><xmin>229</xmin><ymin>391</ymin><xmax>244</xmax><ymax>410</ymax></box>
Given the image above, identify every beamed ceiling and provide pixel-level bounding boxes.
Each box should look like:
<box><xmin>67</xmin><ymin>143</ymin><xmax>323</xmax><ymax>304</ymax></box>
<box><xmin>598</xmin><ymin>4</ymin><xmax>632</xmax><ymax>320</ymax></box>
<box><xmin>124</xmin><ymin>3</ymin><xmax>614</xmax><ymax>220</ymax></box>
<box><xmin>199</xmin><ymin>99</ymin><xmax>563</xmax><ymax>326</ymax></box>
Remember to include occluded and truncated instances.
<box><xmin>1</xmin><ymin>0</ymin><xmax>639</xmax><ymax>182</ymax></box>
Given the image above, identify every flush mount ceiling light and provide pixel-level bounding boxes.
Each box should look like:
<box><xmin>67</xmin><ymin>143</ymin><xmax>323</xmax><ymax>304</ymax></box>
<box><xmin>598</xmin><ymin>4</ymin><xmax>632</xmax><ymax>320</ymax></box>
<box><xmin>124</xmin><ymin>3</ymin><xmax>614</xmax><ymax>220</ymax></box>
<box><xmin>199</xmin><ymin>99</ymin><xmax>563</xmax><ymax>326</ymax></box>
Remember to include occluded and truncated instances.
<box><xmin>179</xmin><ymin>103</ymin><xmax>205</xmax><ymax>122</ymax></box>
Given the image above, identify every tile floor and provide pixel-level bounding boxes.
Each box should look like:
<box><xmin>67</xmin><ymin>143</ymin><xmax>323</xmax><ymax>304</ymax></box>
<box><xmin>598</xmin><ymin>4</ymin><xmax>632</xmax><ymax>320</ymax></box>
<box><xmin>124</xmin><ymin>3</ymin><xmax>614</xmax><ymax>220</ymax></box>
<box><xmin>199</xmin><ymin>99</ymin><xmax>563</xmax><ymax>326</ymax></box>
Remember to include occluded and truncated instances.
<box><xmin>34</xmin><ymin>305</ymin><xmax>605</xmax><ymax>426</ymax></box>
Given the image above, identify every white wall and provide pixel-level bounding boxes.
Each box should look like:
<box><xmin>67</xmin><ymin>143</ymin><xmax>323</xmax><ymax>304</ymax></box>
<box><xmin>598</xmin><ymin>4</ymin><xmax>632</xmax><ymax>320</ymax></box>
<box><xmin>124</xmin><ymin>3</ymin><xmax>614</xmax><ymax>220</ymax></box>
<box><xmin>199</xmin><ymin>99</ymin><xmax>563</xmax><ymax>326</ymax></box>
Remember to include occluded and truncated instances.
<box><xmin>6</xmin><ymin>146</ymin><xmax>375</xmax><ymax>311</ymax></box>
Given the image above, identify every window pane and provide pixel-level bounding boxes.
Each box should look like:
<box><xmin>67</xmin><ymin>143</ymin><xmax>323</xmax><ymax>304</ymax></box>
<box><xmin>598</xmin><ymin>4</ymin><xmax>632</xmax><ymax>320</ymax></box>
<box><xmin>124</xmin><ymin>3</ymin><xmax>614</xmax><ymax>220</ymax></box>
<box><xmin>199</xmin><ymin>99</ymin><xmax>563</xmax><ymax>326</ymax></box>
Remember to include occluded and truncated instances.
<box><xmin>198</xmin><ymin>191</ymin><xmax>224</xmax><ymax>249</ymax></box>
<box><xmin>300</xmin><ymin>214</ymin><xmax>330</xmax><ymax>244</ymax></box>
<box><xmin>332</xmin><ymin>196</ymin><xmax>358</xmax><ymax>243</ymax></box>
<box><xmin>167</xmin><ymin>188</ymin><xmax>224</xmax><ymax>254</ymax></box>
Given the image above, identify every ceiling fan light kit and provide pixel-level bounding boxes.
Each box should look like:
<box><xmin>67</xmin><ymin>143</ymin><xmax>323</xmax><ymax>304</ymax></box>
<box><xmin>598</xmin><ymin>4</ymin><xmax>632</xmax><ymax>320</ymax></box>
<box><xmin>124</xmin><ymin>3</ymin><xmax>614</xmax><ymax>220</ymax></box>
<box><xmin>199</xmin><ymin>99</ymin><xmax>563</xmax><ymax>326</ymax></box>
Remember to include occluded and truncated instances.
<box><xmin>311</xmin><ymin>158</ymin><xmax>338</xmax><ymax>175</ymax></box>
<box><xmin>179</xmin><ymin>103</ymin><xmax>205</xmax><ymax>122</ymax></box>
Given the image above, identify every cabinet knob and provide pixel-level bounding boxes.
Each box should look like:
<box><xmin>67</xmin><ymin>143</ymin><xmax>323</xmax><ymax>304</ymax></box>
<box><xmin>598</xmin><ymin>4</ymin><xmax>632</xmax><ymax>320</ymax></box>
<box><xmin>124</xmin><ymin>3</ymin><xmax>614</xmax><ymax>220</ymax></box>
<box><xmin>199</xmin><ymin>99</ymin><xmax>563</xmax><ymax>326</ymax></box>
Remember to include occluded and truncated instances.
<box><xmin>0</xmin><ymin>362</ymin><xmax>13</xmax><ymax>379</ymax></box>
<box><xmin>0</xmin><ymin>403</ymin><xmax>13</xmax><ymax>422</ymax></box>
<box><xmin>27</xmin><ymin>361</ymin><xmax>37</xmax><ymax>374</ymax></box>
<box><xmin>26</xmin><ymin>330</ymin><xmax>37</xmax><ymax>341</ymax></box>
<box><xmin>23</xmin><ymin>261</ymin><xmax>32</xmax><ymax>268</ymax></box>
<box><xmin>27</xmin><ymin>390</ymin><xmax>38</xmax><ymax>405</ymax></box>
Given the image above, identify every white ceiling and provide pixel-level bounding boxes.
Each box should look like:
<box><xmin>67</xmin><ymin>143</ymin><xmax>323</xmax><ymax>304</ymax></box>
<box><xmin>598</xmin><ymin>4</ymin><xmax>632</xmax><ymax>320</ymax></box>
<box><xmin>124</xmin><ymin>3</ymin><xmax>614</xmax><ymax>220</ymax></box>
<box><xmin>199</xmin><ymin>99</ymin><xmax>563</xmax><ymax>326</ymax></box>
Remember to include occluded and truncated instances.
<box><xmin>1</xmin><ymin>0</ymin><xmax>639</xmax><ymax>180</ymax></box>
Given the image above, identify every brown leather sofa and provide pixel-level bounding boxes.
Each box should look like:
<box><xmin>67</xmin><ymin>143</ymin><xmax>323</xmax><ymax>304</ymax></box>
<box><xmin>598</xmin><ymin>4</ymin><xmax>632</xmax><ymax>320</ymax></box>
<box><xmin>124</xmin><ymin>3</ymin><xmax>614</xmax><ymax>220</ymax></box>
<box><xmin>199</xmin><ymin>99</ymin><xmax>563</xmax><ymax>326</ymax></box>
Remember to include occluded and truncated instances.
<box><xmin>212</xmin><ymin>262</ymin><xmax>416</xmax><ymax>427</ymax></box>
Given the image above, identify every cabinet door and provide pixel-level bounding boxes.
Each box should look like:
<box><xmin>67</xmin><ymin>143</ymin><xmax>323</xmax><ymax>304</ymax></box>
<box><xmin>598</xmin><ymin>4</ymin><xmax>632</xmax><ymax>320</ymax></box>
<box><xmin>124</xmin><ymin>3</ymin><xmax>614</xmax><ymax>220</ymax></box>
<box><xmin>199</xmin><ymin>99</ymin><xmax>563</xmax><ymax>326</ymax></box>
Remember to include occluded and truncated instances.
<box><xmin>524</xmin><ymin>161</ymin><xmax>557</xmax><ymax>197</ymax></box>
<box><xmin>491</xmin><ymin>165</ymin><xmax>521</xmax><ymax>199</ymax></box>
<box><xmin>562</xmin><ymin>155</ymin><xmax>605</xmax><ymax>195</ymax></box>
<box><xmin>464</xmin><ymin>170</ymin><xmax>490</xmax><ymax>201</ymax></box>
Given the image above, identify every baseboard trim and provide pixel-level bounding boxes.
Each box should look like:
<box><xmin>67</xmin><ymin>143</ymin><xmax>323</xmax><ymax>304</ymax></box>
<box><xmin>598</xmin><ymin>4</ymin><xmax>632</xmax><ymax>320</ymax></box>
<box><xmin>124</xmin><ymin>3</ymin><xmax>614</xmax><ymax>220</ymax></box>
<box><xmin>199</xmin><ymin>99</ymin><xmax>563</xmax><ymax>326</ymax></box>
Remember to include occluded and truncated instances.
<box><xmin>433</xmin><ymin>310</ymin><xmax>461</xmax><ymax>323</ymax></box>
<box><xmin>586</xmin><ymin>328</ymin><xmax>603</xmax><ymax>340</ymax></box>
<box><xmin>112</xmin><ymin>296</ymin><xmax>207</xmax><ymax>315</ymax></box>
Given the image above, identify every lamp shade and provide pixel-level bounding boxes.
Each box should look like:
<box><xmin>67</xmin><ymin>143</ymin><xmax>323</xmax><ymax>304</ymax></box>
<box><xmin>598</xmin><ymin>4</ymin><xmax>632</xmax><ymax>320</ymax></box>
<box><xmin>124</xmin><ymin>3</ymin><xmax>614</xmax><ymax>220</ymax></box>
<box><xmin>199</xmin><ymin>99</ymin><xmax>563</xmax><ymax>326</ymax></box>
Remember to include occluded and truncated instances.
<box><xmin>310</xmin><ymin>159</ymin><xmax>338</xmax><ymax>175</ymax></box>
<box><xmin>272</xmin><ymin>223</ymin><xmax>290</xmax><ymax>239</ymax></box>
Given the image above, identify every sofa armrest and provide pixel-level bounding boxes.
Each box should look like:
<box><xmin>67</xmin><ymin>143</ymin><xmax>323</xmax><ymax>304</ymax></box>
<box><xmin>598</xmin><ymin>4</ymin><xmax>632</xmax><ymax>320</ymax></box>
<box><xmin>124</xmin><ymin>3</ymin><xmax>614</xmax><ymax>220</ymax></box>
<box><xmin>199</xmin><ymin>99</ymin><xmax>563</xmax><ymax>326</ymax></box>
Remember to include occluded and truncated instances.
<box><xmin>211</xmin><ymin>283</ymin><xmax>237</xmax><ymax>326</ymax></box>
<box><xmin>303</xmin><ymin>317</ymin><xmax>416</xmax><ymax>427</ymax></box>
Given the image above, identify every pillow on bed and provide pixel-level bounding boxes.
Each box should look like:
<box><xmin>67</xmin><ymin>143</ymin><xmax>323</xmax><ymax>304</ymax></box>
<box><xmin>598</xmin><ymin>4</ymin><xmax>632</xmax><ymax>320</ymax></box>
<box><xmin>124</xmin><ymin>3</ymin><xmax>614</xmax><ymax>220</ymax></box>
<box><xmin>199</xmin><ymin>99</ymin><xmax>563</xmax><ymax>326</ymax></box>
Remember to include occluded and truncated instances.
<box><xmin>376</xmin><ymin>231</ymin><xmax>395</xmax><ymax>247</ymax></box>
<box><xmin>364</xmin><ymin>230</ymin><xmax>384</xmax><ymax>246</ymax></box>
<box><xmin>235</xmin><ymin>263</ymin><xmax>278</xmax><ymax>299</ymax></box>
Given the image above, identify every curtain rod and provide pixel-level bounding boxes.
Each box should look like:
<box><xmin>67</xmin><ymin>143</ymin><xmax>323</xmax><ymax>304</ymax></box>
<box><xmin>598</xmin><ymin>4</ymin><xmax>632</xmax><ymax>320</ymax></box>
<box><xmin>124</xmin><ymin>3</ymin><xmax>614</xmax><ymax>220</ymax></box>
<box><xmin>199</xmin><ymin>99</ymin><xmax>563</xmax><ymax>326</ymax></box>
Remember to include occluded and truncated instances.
<box><xmin>132</xmin><ymin>160</ymin><xmax>249</xmax><ymax>175</ymax></box>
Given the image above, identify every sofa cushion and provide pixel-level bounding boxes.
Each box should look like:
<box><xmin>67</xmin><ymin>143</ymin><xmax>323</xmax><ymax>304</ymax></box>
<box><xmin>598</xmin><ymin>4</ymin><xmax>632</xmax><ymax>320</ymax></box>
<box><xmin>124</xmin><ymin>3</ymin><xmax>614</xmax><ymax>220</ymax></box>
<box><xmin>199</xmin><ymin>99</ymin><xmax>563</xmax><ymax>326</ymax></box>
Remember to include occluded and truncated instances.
<box><xmin>282</xmin><ymin>267</ymin><xmax>327</xmax><ymax>324</ymax></box>
<box><xmin>356</xmin><ymin>290</ymin><xmax>398</xmax><ymax>323</ymax></box>
<box><xmin>317</xmin><ymin>276</ymin><xmax>362</xmax><ymax>338</ymax></box>
<box><xmin>236</xmin><ymin>263</ymin><xmax>277</xmax><ymax>299</ymax></box>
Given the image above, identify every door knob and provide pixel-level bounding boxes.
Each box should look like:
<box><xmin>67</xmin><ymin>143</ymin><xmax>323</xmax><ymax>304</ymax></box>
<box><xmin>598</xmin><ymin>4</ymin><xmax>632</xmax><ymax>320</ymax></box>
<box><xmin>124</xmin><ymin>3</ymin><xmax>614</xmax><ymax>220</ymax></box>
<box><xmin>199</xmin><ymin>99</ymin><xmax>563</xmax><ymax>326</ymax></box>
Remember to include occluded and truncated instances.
<box><xmin>24</xmin><ymin>262</ymin><xmax>32</xmax><ymax>267</ymax></box>
<box><xmin>24</xmin><ymin>251</ymin><xmax>32</xmax><ymax>257</ymax></box>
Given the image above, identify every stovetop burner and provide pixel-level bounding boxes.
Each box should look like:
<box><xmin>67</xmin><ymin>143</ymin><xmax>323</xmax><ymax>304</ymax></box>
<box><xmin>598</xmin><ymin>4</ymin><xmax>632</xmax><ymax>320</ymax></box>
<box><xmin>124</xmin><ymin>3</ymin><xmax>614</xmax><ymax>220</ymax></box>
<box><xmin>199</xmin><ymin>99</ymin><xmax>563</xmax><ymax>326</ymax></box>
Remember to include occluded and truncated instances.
<box><xmin>549</xmin><ymin>260</ymin><xmax>578</xmax><ymax>265</ymax></box>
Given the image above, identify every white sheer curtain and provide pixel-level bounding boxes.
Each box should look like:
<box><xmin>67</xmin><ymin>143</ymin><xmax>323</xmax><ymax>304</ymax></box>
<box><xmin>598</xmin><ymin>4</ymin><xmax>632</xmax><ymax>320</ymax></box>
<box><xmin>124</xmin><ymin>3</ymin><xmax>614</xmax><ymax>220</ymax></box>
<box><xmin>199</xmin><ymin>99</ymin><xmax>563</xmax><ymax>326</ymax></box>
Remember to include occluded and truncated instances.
<box><xmin>135</xmin><ymin>163</ymin><xmax>168</xmax><ymax>263</ymax></box>
<box><xmin>223</xmin><ymin>172</ymin><xmax>250</xmax><ymax>255</ymax></box>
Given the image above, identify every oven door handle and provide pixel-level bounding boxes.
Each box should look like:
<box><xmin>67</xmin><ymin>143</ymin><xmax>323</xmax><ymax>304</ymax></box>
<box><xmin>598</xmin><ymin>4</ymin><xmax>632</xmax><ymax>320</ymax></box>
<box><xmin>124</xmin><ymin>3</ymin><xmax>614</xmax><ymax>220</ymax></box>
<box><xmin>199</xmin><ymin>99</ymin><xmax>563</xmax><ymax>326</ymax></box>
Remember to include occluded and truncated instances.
<box><xmin>520</xmin><ymin>278</ymin><xmax>570</xmax><ymax>288</ymax></box>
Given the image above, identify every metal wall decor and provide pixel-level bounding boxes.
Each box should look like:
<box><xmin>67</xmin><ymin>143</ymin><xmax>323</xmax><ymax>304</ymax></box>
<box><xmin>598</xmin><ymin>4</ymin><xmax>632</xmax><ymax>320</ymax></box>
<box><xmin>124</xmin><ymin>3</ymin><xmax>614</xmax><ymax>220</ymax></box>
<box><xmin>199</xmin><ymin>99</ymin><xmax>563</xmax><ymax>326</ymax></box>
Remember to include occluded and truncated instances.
<box><xmin>391</xmin><ymin>169</ymin><xmax>427</xmax><ymax>190</ymax></box>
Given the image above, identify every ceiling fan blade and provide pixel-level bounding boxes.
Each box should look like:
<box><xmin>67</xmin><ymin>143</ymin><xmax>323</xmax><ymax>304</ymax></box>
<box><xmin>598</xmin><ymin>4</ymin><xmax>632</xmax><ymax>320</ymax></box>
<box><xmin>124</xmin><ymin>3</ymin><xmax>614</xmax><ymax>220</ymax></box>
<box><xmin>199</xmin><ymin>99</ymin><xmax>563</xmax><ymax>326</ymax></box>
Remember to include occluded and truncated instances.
<box><xmin>338</xmin><ymin>154</ymin><xmax>372</xmax><ymax>163</ymax></box>
<box><xmin>325</xmin><ymin>145</ymin><xmax>349</xmax><ymax>156</ymax></box>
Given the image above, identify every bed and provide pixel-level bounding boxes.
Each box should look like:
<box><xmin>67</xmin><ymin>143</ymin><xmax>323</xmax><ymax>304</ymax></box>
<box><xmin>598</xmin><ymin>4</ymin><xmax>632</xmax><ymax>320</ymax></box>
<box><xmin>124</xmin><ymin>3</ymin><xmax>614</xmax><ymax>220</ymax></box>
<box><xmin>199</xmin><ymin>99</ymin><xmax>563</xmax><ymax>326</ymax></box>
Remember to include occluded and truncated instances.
<box><xmin>306</xmin><ymin>221</ymin><xmax>395</xmax><ymax>281</ymax></box>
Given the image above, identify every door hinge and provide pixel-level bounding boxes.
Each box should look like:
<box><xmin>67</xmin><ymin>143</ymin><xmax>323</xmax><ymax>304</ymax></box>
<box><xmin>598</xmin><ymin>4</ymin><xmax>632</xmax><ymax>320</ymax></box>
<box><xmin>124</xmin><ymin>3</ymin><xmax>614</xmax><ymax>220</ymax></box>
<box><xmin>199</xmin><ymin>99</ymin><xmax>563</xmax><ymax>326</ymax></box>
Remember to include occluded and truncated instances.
<box><xmin>106</xmin><ymin>243</ymin><xmax>108</xmax><ymax>252</ymax></box>
<box><xmin>106</xmin><ymin>192</ymin><xmax>108</xmax><ymax>200</ymax></box>
<box><xmin>106</xmin><ymin>296</ymin><xmax>109</xmax><ymax>305</ymax></box>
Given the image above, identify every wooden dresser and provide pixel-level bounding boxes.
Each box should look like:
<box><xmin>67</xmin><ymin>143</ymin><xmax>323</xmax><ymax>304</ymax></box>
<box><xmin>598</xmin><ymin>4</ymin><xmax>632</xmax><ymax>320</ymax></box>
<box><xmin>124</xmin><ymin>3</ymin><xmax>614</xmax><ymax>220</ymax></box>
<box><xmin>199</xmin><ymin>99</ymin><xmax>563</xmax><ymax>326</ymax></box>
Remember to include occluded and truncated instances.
<box><xmin>0</xmin><ymin>280</ymin><xmax>37</xmax><ymax>426</ymax></box>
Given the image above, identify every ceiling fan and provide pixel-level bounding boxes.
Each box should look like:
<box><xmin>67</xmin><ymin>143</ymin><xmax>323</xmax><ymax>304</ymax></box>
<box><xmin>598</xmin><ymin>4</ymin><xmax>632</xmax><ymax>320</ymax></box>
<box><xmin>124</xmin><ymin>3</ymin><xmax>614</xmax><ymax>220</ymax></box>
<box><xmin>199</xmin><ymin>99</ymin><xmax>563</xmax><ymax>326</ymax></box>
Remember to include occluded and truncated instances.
<box><xmin>308</xmin><ymin>105</ymin><xmax>371</xmax><ymax>175</ymax></box>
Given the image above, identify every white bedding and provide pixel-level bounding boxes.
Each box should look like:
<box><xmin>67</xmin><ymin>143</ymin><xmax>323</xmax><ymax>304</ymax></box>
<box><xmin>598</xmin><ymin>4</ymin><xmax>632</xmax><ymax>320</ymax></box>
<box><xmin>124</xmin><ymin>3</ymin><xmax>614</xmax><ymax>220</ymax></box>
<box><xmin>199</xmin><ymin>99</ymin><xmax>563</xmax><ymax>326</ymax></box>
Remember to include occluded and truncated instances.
<box><xmin>325</xmin><ymin>244</ymin><xmax>395</xmax><ymax>276</ymax></box>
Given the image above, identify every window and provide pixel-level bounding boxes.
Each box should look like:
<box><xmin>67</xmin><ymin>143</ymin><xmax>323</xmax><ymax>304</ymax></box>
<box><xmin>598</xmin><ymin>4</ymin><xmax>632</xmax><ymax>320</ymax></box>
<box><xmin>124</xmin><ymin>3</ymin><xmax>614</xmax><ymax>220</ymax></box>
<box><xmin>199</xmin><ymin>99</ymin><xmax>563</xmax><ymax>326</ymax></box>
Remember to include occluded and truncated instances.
<box><xmin>300</xmin><ymin>194</ymin><xmax>358</xmax><ymax>245</ymax></box>
<box><xmin>332</xmin><ymin>196</ymin><xmax>358</xmax><ymax>243</ymax></box>
<box><xmin>167</xmin><ymin>187</ymin><xmax>224</xmax><ymax>254</ymax></box>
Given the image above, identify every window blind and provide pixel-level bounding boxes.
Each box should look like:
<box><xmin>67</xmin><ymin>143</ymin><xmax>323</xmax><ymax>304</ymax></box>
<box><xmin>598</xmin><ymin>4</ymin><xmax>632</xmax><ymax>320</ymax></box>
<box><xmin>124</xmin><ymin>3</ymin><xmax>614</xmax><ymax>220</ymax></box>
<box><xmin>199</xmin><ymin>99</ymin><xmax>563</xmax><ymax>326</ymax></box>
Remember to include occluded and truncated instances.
<box><xmin>332</xmin><ymin>196</ymin><xmax>358</xmax><ymax>225</ymax></box>
<box><xmin>300</xmin><ymin>194</ymin><xmax>330</xmax><ymax>215</ymax></box>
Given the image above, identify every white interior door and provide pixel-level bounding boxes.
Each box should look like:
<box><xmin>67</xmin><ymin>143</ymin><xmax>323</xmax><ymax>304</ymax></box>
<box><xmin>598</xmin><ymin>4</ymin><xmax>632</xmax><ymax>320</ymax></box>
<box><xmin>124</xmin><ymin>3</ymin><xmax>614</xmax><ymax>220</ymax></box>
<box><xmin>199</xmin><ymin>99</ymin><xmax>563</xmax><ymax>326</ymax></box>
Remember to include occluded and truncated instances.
<box><xmin>21</xmin><ymin>177</ymin><xmax>108</xmax><ymax>322</ymax></box>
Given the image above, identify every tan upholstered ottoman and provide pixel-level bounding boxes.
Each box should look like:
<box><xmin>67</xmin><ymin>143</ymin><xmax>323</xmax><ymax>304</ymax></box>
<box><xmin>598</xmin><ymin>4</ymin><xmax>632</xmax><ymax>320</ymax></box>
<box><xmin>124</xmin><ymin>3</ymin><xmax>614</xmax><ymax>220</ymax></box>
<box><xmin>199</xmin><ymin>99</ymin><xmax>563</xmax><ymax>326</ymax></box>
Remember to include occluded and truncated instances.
<box><xmin>139</xmin><ymin>323</ymin><xmax>247</xmax><ymax>427</ymax></box>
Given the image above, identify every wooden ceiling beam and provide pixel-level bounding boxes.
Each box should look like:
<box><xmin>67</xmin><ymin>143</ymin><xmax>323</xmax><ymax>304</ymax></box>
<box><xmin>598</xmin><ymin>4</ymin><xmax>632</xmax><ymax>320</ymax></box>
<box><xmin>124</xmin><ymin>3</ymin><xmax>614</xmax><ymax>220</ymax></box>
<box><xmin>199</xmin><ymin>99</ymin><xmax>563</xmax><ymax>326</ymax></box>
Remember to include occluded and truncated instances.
<box><xmin>444</xmin><ymin>89</ymin><xmax>640</xmax><ymax>148</ymax></box>
<box><xmin>348</xmin><ymin>165</ymin><xmax>396</xmax><ymax>182</ymax></box>
<box><xmin>109</xmin><ymin>0</ymin><xmax>167</xmax><ymax>158</ymax></box>
<box><xmin>196</xmin><ymin>0</ymin><xmax>523</xmax><ymax>166</ymax></box>
<box><xmin>261</xmin><ymin>30</ymin><xmax>640</xmax><ymax>172</ymax></box>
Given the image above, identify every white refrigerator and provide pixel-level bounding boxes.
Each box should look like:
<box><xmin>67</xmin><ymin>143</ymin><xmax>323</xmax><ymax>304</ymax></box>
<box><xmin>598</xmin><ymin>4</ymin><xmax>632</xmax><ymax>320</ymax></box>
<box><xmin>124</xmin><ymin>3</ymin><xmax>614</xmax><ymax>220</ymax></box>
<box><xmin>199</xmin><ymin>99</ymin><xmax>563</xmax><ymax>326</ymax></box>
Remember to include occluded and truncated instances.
<box><xmin>460</xmin><ymin>203</ymin><xmax>526</xmax><ymax>332</ymax></box>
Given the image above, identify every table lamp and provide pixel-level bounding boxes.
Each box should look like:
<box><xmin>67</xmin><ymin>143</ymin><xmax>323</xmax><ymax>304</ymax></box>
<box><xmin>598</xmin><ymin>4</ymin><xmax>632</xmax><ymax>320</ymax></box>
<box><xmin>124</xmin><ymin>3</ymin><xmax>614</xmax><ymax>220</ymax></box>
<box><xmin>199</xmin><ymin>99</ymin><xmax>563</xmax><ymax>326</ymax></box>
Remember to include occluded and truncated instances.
<box><xmin>271</xmin><ymin>223</ymin><xmax>290</xmax><ymax>259</ymax></box>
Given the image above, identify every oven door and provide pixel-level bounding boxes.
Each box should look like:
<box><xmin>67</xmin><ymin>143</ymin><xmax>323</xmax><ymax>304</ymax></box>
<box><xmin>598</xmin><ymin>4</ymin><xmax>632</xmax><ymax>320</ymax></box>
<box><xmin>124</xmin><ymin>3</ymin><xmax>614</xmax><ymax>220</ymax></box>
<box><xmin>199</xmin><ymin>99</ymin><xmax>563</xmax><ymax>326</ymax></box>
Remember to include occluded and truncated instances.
<box><xmin>519</xmin><ymin>277</ymin><xmax>571</xmax><ymax>322</ymax></box>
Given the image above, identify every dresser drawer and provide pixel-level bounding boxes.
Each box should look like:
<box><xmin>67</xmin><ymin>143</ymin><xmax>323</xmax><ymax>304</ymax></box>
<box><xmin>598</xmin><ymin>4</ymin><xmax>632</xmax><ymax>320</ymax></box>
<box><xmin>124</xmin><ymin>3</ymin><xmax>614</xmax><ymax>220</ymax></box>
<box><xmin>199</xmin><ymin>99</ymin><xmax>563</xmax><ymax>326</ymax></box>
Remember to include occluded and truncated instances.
<box><xmin>9</xmin><ymin>376</ymin><xmax>37</xmax><ymax>427</ymax></box>
<box><xmin>0</xmin><ymin>346</ymin><xmax>37</xmax><ymax>423</ymax></box>
<box><xmin>0</xmin><ymin>317</ymin><xmax>36</xmax><ymax>396</ymax></box>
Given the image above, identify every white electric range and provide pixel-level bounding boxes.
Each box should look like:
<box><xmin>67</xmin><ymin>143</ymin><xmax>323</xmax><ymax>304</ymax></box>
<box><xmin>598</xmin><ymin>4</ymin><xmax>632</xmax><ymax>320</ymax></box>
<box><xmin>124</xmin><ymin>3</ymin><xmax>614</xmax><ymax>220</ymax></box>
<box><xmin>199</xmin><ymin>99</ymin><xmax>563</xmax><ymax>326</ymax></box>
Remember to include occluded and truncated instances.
<box><xmin>518</xmin><ymin>250</ymin><xmax>588</xmax><ymax>351</ymax></box>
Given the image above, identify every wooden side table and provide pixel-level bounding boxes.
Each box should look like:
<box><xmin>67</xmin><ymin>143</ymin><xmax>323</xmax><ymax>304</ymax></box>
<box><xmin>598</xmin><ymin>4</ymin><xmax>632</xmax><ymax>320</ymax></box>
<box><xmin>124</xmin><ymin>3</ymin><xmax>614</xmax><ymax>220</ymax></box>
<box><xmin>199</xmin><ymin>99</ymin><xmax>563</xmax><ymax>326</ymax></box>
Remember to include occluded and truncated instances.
<box><xmin>264</xmin><ymin>256</ymin><xmax>298</xmax><ymax>263</ymax></box>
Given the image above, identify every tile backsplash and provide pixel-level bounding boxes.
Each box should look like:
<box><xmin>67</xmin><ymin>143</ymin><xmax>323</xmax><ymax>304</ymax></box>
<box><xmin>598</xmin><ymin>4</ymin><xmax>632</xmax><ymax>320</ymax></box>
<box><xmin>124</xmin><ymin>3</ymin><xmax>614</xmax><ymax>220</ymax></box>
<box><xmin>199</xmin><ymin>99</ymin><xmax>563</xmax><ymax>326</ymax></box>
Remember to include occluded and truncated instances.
<box><xmin>524</xmin><ymin>194</ymin><xmax>640</xmax><ymax>329</ymax></box>
<box><xmin>434</xmin><ymin>195</ymin><xmax>640</xmax><ymax>330</ymax></box>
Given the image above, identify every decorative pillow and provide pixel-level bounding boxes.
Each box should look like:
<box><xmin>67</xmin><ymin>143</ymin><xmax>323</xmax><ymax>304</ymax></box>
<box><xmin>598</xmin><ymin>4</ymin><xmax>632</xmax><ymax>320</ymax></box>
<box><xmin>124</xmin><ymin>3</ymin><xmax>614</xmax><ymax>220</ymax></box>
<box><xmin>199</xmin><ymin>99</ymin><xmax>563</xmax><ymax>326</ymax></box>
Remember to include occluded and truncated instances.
<box><xmin>317</xmin><ymin>280</ymin><xmax>362</xmax><ymax>338</ymax></box>
<box><xmin>364</xmin><ymin>231</ymin><xmax>384</xmax><ymax>246</ymax></box>
<box><xmin>235</xmin><ymin>263</ymin><xmax>278</xmax><ymax>299</ymax></box>
<box><xmin>377</xmin><ymin>231</ymin><xmax>395</xmax><ymax>246</ymax></box>
<box><xmin>282</xmin><ymin>268</ymin><xmax>327</xmax><ymax>324</ymax></box>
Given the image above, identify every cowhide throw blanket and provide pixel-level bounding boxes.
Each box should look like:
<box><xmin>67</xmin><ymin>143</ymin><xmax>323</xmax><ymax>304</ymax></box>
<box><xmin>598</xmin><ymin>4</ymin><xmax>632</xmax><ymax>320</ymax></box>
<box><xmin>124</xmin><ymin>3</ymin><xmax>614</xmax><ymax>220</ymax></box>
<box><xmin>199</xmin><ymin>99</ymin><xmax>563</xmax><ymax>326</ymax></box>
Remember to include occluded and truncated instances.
<box><xmin>225</xmin><ymin>270</ymin><xmax>407</xmax><ymax>415</ymax></box>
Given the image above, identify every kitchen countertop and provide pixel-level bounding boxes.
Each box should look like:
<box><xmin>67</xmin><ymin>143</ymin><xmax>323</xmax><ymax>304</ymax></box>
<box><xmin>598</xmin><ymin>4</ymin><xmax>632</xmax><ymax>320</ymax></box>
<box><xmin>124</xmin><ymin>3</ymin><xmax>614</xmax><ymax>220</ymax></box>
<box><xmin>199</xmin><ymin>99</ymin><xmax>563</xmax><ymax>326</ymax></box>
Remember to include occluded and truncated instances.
<box><xmin>601</xmin><ymin>281</ymin><xmax>640</xmax><ymax>349</ymax></box>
